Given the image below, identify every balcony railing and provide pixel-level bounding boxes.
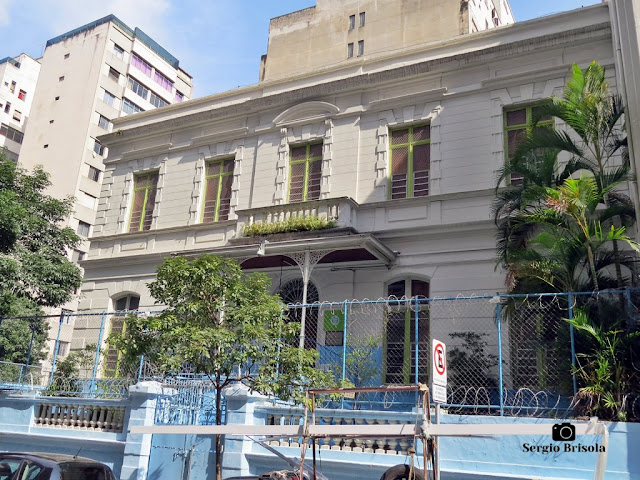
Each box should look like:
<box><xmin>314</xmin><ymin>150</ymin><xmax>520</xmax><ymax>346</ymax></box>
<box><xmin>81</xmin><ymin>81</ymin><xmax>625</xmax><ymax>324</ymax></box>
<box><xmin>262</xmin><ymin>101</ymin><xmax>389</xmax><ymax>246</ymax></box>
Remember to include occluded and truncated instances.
<box><xmin>236</xmin><ymin>197</ymin><xmax>358</xmax><ymax>235</ymax></box>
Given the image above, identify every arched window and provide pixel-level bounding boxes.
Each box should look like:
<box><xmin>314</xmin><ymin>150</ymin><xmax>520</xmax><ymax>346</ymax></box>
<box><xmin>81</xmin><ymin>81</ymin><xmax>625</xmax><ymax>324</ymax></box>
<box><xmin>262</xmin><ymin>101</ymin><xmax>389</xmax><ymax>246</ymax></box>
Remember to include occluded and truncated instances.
<box><xmin>105</xmin><ymin>294</ymin><xmax>140</xmax><ymax>377</ymax></box>
<box><xmin>279</xmin><ymin>279</ymin><xmax>319</xmax><ymax>349</ymax></box>
<box><xmin>385</xmin><ymin>279</ymin><xmax>429</xmax><ymax>384</ymax></box>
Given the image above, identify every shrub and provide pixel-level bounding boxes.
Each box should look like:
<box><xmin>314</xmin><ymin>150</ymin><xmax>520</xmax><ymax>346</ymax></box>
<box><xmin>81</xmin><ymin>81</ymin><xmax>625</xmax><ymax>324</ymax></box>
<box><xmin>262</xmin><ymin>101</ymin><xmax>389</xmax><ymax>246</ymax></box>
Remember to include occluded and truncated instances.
<box><xmin>243</xmin><ymin>216</ymin><xmax>336</xmax><ymax>237</ymax></box>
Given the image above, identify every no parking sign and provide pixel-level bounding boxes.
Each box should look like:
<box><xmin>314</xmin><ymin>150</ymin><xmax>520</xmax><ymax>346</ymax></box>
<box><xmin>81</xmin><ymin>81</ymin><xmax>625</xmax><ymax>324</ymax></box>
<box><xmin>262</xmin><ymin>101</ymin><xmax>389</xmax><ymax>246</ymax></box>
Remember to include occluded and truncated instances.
<box><xmin>432</xmin><ymin>339</ymin><xmax>447</xmax><ymax>403</ymax></box>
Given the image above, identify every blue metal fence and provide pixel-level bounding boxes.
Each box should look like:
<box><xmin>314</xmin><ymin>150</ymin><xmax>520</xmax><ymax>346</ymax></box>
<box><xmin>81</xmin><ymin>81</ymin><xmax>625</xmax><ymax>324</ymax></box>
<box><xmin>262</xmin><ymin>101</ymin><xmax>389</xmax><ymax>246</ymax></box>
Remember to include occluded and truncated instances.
<box><xmin>0</xmin><ymin>288</ymin><xmax>638</xmax><ymax>419</ymax></box>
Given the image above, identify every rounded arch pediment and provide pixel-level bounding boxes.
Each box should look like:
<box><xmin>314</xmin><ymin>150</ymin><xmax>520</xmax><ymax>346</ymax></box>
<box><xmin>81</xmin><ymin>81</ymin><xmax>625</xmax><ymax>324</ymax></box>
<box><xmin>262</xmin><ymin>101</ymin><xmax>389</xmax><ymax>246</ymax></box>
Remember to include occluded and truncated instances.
<box><xmin>273</xmin><ymin>101</ymin><xmax>340</xmax><ymax>127</ymax></box>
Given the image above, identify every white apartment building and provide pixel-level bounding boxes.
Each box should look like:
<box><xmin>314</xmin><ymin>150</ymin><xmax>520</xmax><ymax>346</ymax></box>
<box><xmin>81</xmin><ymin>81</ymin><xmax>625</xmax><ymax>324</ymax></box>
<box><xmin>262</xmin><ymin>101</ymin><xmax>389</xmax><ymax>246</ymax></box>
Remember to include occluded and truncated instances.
<box><xmin>19</xmin><ymin>15</ymin><xmax>194</xmax><ymax>269</ymax></box>
<box><xmin>0</xmin><ymin>54</ymin><xmax>40</xmax><ymax>161</ymax></box>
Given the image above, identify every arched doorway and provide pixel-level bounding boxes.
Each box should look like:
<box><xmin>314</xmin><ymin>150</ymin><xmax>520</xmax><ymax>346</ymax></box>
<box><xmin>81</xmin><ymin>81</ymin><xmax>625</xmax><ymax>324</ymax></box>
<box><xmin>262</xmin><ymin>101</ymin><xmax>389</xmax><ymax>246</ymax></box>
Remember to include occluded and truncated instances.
<box><xmin>278</xmin><ymin>278</ymin><xmax>319</xmax><ymax>350</ymax></box>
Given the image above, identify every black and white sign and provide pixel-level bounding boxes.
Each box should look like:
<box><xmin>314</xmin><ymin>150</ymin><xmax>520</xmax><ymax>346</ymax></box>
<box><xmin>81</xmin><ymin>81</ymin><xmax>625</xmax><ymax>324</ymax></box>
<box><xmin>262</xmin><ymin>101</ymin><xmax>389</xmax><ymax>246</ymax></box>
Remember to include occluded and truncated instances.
<box><xmin>432</xmin><ymin>383</ymin><xmax>447</xmax><ymax>404</ymax></box>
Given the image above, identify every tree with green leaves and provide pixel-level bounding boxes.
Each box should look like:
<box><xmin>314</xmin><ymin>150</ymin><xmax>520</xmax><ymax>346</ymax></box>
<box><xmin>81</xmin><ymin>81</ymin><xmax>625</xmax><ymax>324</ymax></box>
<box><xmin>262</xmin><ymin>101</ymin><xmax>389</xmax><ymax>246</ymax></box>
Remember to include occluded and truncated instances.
<box><xmin>110</xmin><ymin>254</ymin><xmax>332</xmax><ymax>480</ymax></box>
<box><xmin>494</xmin><ymin>61</ymin><xmax>636</xmax><ymax>292</ymax></box>
<box><xmin>0</xmin><ymin>155</ymin><xmax>82</xmax><ymax>370</ymax></box>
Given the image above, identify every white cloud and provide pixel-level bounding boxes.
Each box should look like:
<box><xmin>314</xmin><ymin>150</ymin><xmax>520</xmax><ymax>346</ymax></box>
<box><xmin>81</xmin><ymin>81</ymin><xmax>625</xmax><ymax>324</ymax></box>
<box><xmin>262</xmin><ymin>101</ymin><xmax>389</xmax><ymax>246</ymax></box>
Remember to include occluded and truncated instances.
<box><xmin>0</xmin><ymin>0</ymin><xmax>12</xmax><ymax>26</ymax></box>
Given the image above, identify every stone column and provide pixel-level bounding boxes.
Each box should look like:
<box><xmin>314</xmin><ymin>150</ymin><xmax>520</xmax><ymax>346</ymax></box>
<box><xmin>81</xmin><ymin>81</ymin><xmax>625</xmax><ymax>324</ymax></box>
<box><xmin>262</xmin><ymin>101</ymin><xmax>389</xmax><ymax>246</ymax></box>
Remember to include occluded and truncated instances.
<box><xmin>221</xmin><ymin>383</ymin><xmax>268</xmax><ymax>478</ymax></box>
<box><xmin>120</xmin><ymin>381</ymin><xmax>164</xmax><ymax>480</ymax></box>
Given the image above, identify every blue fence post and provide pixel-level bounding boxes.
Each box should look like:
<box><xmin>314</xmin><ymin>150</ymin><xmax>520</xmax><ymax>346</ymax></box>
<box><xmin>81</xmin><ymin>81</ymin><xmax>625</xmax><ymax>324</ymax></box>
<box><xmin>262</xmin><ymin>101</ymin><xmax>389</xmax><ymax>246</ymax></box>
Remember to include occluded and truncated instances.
<box><xmin>19</xmin><ymin>326</ymin><xmax>35</xmax><ymax>386</ymax></box>
<box><xmin>568</xmin><ymin>293</ymin><xmax>577</xmax><ymax>396</ymax></box>
<box><xmin>496</xmin><ymin>294</ymin><xmax>504</xmax><ymax>416</ymax></box>
<box><xmin>49</xmin><ymin>311</ymin><xmax>65</xmax><ymax>386</ymax></box>
<box><xmin>341</xmin><ymin>300</ymin><xmax>348</xmax><ymax>409</ymax></box>
<box><xmin>91</xmin><ymin>312</ymin><xmax>108</xmax><ymax>394</ymax></box>
<box><xmin>137</xmin><ymin>355</ymin><xmax>145</xmax><ymax>382</ymax></box>
<box><xmin>414</xmin><ymin>296</ymin><xmax>420</xmax><ymax>386</ymax></box>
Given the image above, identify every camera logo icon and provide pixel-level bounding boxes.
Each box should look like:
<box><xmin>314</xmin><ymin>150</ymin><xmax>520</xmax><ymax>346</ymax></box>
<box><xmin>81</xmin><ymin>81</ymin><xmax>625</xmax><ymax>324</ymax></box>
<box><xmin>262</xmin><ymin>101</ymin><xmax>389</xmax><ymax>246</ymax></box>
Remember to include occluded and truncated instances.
<box><xmin>552</xmin><ymin>422</ymin><xmax>576</xmax><ymax>442</ymax></box>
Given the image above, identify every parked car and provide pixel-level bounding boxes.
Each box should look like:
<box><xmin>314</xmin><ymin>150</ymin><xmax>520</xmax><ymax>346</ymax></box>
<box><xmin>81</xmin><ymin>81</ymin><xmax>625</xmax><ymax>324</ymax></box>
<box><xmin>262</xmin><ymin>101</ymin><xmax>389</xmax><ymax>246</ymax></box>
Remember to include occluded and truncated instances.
<box><xmin>0</xmin><ymin>453</ymin><xmax>116</xmax><ymax>480</ymax></box>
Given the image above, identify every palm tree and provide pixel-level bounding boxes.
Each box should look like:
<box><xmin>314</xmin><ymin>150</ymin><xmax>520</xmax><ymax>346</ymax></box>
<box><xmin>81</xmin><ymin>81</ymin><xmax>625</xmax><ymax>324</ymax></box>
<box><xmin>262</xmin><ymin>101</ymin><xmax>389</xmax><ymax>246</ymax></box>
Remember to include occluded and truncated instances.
<box><xmin>494</xmin><ymin>61</ymin><xmax>636</xmax><ymax>292</ymax></box>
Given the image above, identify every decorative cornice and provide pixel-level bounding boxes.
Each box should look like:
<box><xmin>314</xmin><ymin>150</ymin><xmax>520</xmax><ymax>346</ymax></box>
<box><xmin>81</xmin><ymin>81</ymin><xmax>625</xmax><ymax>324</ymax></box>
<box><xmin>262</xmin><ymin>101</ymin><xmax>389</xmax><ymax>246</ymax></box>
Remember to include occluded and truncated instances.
<box><xmin>273</xmin><ymin>101</ymin><xmax>340</xmax><ymax>127</ymax></box>
<box><xmin>100</xmin><ymin>22</ymin><xmax>611</xmax><ymax>149</ymax></box>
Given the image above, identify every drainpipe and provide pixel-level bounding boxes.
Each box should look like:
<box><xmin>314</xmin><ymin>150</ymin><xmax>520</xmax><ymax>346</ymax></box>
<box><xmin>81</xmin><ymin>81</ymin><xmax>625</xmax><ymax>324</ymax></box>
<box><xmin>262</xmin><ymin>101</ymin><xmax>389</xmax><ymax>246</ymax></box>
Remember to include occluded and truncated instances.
<box><xmin>609</xmin><ymin>0</ymin><xmax>640</xmax><ymax>238</ymax></box>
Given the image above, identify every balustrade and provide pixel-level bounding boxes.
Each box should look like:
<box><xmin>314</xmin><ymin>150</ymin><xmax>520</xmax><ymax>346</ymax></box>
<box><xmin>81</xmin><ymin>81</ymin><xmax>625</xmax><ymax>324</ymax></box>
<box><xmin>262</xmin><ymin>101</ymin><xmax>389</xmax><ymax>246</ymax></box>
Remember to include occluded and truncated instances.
<box><xmin>34</xmin><ymin>402</ymin><xmax>126</xmax><ymax>432</ymax></box>
<box><xmin>262</xmin><ymin>407</ymin><xmax>415</xmax><ymax>455</ymax></box>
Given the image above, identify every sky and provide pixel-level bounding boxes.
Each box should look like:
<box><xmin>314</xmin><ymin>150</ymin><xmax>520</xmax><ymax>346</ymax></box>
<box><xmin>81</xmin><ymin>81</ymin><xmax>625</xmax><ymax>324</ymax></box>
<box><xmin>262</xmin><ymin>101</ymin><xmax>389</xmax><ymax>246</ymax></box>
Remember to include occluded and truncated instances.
<box><xmin>0</xmin><ymin>0</ymin><xmax>601</xmax><ymax>98</ymax></box>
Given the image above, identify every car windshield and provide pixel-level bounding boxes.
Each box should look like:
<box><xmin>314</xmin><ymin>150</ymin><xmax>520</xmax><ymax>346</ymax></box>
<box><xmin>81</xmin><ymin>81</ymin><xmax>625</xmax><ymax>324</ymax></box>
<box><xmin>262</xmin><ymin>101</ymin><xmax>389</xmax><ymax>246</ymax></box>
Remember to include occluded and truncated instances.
<box><xmin>60</xmin><ymin>464</ymin><xmax>110</xmax><ymax>480</ymax></box>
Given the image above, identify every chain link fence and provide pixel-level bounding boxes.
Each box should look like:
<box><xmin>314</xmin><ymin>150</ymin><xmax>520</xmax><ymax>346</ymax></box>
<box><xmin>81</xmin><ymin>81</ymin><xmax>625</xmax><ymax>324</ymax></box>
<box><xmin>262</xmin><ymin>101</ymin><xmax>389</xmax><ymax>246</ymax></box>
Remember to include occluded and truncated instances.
<box><xmin>0</xmin><ymin>290</ymin><xmax>638</xmax><ymax>418</ymax></box>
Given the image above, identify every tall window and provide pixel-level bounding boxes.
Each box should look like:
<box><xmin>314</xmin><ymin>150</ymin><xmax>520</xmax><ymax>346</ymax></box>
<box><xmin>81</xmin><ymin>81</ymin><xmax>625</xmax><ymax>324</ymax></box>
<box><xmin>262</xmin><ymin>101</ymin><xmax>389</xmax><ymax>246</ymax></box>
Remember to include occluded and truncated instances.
<box><xmin>105</xmin><ymin>294</ymin><xmax>140</xmax><ymax>377</ymax></box>
<box><xmin>358</xmin><ymin>40</ymin><xmax>365</xmax><ymax>56</ymax></box>
<box><xmin>504</xmin><ymin>104</ymin><xmax>553</xmax><ymax>184</ymax></box>
<box><xmin>389</xmin><ymin>124</ymin><xmax>430</xmax><ymax>199</ymax></box>
<box><xmin>348</xmin><ymin>14</ymin><xmax>355</xmax><ymax>30</ymax></box>
<box><xmin>347</xmin><ymin>43</ymin><xmax>354</xmax><ymax>58</ymax></box>
<box><xmin>108</xmin><ymin>67</ymin><xmax>120</xmax><ymax>82</ymax></box>
<box><xmin>289</xmin><ymin>143</ymin><xmax>322</xmax><ymax>203</ymax></box>
<box><xmin>131</xmin><ymin>53</ymin><xmax>152</xmax><ymax>76</ymax></box>
<box><xmin>385</xmin><ymin>279</ymin><xmax>430</xmax><ymax>384</ymax></box>
<box><xmin>360</xmin><ymin>12</ymin><xmax>366</xmax><ymax>27</ymax></box>
<box><xmin>202</xmin><ymin>158</ymin><xmax>233</xmax><ymax>223</ymax></box>
<box><xmin>129</xmin><ymin>172</ymin><xmax>158</xmax><ymax>232</ymax></box>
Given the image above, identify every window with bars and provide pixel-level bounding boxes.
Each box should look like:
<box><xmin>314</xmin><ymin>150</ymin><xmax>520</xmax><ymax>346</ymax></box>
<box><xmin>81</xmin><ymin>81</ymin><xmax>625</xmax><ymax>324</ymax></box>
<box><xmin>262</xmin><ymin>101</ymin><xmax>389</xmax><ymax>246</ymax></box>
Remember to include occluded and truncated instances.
<box><xmin>202</xmin><ymin>158</ymin><xmax>234</xmax><ymax>223</ymax></box>
<box><xmin>289</xmin><ymin>143</ymin><xmax>322</xmax><ymax>203</ymax></box>
<box><xmin>389</xmin><ymin>124</ymin><xmax>430</xmax><ymax>199</ymax></box>
<box><xmin>105</xmin><ymin>294</ymin><xmax>140</xmax><ymax>377</ymax></box>
<box><xmin>385</xmin><ymin>279</ymin><xmax>430</xmax><ymax>384</ymax></box>
<box><xmin>504</xmin><ymin>104</ymin><xmax>553</xmax><ymax>185</ymax></box>
<box><xmin>128</xmin><ymin>172</ymin><xmax>158</xmax><ymax>232</ymax></box>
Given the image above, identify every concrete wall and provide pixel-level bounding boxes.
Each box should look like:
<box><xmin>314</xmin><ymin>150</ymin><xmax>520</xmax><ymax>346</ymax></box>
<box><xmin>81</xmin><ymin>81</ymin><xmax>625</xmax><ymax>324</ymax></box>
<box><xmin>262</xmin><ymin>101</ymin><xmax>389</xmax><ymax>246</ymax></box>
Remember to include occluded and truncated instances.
<box><xmin>0</xmin><ymin>383</ymin><xmax>637</xmax><ymax>480</ymax></box>
<box><xmin>261</xmin><ymin>0</ymin><xmax>514</xmax><ymax>82</ymax></box>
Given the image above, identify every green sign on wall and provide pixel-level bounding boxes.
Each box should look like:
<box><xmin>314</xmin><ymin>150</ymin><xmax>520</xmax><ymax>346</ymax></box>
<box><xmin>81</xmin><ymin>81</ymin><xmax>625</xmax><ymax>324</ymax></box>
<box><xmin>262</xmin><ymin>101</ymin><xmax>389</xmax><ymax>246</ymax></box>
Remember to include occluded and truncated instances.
<box><xmin>323</xmin><ymin>310</ymin><xmax>345</xmax><ymax>331</ymax></box>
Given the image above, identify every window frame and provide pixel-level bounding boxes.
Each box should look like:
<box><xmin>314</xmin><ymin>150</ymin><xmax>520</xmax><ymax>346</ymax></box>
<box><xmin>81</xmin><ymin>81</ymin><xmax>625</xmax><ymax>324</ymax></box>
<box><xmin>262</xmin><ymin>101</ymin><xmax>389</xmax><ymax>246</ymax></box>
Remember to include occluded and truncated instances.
<box><xmin>383</xmin><ymin>279</ymin><xmax>430</xmax><ymax>385</ymax></box>
<box><xmin>347</xmin><ymin>43</ymin><xmax>354</xmax><ymax>58</ymax></box>
<box><xmin>388</xmin><ymin>123</ymin><xmax>431</xmax><ymax>199</ymax></box>
<box><xmin>287</xmin><ymin>142</ymin><xmax>323</xmax><ymax>203</ymax></box>
<box><xmin>130</xmin><ymin>53</ymin><xmax>152</xmax><ymax>77</ymax></box>
<box><xmin>122</xmin><ymin>97</ymin><xmax>144</xmax><ymax>115</ymax></box>
<box><xmin>128</xmin><ymin>172</ymin><xmax>159</xmax><ymax>232</ymax></box>
<box><xmin>88</xmin><ymin>165</ymin><xmax>101</xmax><ymax>182</ymax></box>
<box><xmin>97</xmin><ymin>114</ymin><xmax>111</xmax><ymax>130</ymax></box>
<box><xmin>128</xmin><ymin>76</ymin><xmax>149</xmax><ymax>100</ymax></box>
<box><xmin>503</xmin><ymin>103</ymin><xmax>553</xmax><ymax>185</ymax></box>
<box><xmin>359</xmin><ymin>11</ymin><xmax>366</xmax><ymax>27</ymax></box>
<box><xmin>348</xmin><ymin>14</ymin><xmax>356</xmax><ymax>30</ymax></box>
<box><xmin>154</xmin><ymin>70</ymin><xmax>173</xmax><ymax>92</ymax></box>
<box><xmin>201</xmin><ymin>158</ymin><xmax>234</xmax><ymax>223</ymax></box>
<box><xmin>149</xmin><ymin>91</ymin><xmax>168</xmax><ymax>108</ymax></box>
<box><xmin>77</xmin><ymin>221</ymin><xmax>91</xmax><ymax>237</ymax></box>
<box><xmin>103</xmin><ymin>90</ymin><xmax>116</xmax><ymax>107</ymax></box>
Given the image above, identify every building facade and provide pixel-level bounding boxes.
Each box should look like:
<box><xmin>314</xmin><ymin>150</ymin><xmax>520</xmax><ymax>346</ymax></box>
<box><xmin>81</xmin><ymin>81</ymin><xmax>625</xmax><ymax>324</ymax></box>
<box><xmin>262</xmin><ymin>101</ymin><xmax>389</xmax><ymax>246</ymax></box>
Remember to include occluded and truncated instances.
<box><xmin>72</xmin><ymin>0</ymin><xmax>638</xmax><ymax>386</ymax></box>
<box><xmin>260</xmin><ymin>0</ymin><xmax>514</xmax><ymax>82</ymax></box>
<box><xmin>0</xmin><ymin>54</ymin><xmax>40</xmax><ymax>161</ymax></box>
<box><xmin>18</xmin><ymin>15</ymin><xmax>193</xmax><ymax>272</ymax></box>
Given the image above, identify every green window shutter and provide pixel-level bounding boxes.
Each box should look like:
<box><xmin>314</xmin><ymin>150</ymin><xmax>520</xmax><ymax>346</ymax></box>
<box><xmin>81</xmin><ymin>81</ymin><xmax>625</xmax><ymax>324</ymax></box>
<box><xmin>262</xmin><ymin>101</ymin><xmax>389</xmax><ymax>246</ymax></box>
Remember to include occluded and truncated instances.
<box><xmin>128</xmin><ymin>172</ymin><xmax>158</xmax><ymax>232</ymax></box>
<box><xmin>389</xmin><ymin>124</ymin><xmax>431</xmax><ymax>199</ymax></box>
<box><xmin>504</xmin><ymin>104</ymin><xmax>554</xmax><ymax>185</ymax></box>
<box><xmin>288</xmin><ymin>143</ymin><xmax>323</xmax><ymax>203</ymax></box>
<box><xmin>202</xmin><ymin>159</ymin><xmax>234</xmax><ymax>223</ymax></box>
